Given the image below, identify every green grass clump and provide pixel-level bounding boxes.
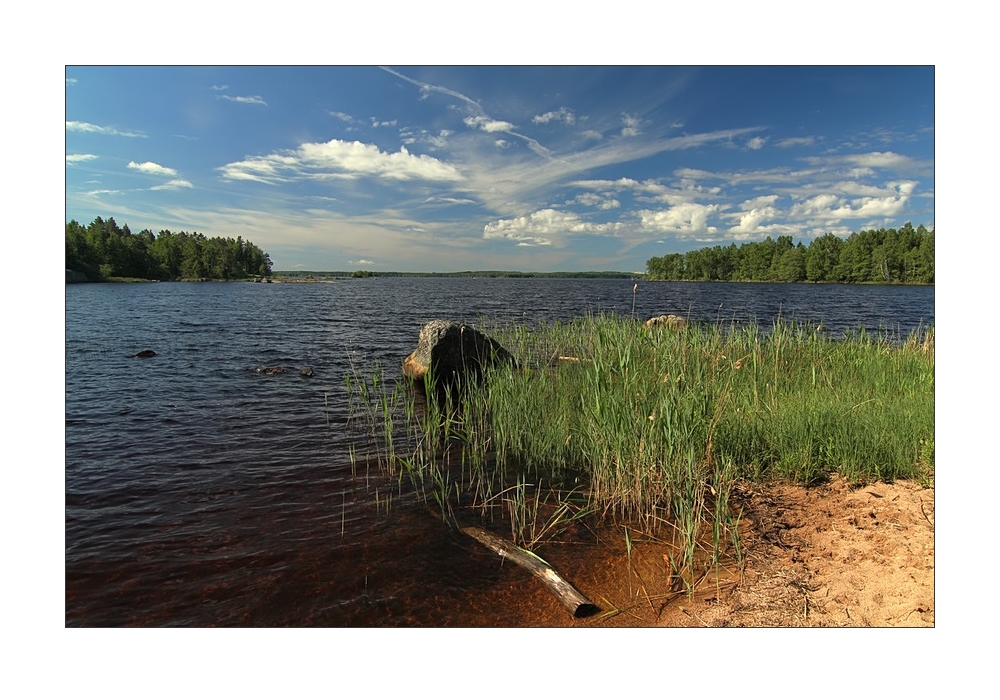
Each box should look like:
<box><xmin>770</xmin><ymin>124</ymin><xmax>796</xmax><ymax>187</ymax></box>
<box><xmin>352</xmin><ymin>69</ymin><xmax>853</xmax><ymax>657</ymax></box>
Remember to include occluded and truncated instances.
<box><xmin>346</xmin><ymin>315</ymin><xmax>934</xmax><ymax>588</ymax></box>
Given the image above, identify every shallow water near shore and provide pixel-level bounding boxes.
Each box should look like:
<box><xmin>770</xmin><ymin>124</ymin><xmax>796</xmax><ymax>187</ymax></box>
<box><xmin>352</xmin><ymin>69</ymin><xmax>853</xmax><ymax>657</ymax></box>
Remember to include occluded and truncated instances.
<box><xmin>65</xmin><ymin>278</ymin><xmax>933</xmax><ymax>626</ymax></box>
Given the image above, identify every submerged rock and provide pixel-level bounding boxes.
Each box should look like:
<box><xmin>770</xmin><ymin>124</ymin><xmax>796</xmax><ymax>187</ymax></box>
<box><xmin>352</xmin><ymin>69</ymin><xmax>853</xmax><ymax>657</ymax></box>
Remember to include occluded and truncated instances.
<box><xmin>254</xmin><ymin>366</ymin><xmax>286</xmax><ymax>375</ymax></box>
<box><xmin>402</xmin><ymin>320</ymin><xmax>515</xmax><ymax>388</ymax></box>
<box><xmin>133</xmin><ymin>349</ymin><xmax>158</xmax><ymax>358</ymax></box>
<box><xmin>299</xmin><ymin>367</ymin><xmax>315</xmax><ymax>378</ymax></box>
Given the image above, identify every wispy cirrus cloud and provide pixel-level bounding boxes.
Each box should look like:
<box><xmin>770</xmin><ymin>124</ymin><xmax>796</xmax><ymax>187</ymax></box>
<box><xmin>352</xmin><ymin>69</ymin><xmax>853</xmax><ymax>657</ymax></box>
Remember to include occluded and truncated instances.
<box><xmin>809</xmin><ymin>151</ymin><xmax>920</xmax><ymax>172</ymax></box>
<box><xmin>150</xmin><ymin>179</ymin><xmax>194</xmax><ymax>190</ymax></box>
<box><xmin>776</xmin><ymin>136</ymin><xmax>817</xmax><ymax>148</ymax></box>
<box><xmin>219</xmin><ymin>94</ymin><xmax>267</xmax><ymax>106</ymax></box>
<box><xmin>66</xmin><ymin>120</ymin><xmax>145</xmax><ymax>138</ymax></box>
<box><xmin>464</xmin><ymin>127</ymin><xmax>762</xmax><ymax>214</ymax></box>
<box><xmin>66</xmin><ymin>154</ymin><xmax>97</xmax><ymax>164</ymax></box>
<box><xmin>379</xmin><ymin>66</ymin><xmax>482</xmax><ymax>109</ymax></box>
<box><xmin>400</xmin><ymin>127</ymin><xmax>451</xmax><ymax>150</ymax></box>
<box><xmin>383</xmin><ymin>67</ymin><xmax>553</xmax><ymax>158</ymax></box>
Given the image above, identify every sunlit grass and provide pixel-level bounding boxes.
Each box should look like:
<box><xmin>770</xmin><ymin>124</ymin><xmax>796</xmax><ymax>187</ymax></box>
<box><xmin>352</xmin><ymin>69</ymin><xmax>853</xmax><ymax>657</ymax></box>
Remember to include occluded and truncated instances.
<box><xmin>346</xmin><ymin>315</ymin><xmax>934</xmax><ymax>589</ymax></box>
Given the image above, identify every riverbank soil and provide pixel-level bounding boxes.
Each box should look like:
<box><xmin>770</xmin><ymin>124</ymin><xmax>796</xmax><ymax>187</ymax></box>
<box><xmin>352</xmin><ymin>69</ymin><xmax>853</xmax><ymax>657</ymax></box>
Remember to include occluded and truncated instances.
<box><xmin>481</xmin><ymin>475</ymin><xmax>934</xmax><ymax>627</ymax></box>
<box><xmin>668</xmin><ymin>476</ymin><xmax>934</xmax><ymax>627</ymax></box>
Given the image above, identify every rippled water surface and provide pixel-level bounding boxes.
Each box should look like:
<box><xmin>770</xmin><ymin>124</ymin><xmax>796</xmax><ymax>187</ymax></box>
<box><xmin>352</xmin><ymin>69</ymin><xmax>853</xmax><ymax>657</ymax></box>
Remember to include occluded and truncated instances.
<box><xmin>65</xmin><ymin>279</ymin><xmax>933</xmax><ymax>626</ymax></box>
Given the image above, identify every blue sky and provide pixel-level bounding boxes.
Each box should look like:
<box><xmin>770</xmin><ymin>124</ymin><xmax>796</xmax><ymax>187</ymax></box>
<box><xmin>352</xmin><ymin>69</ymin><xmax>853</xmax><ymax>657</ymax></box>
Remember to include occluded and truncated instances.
<box><xmin>66</xmin><ymin>66</ymin><xmax>933</xmax><ymax>272</ymax></box>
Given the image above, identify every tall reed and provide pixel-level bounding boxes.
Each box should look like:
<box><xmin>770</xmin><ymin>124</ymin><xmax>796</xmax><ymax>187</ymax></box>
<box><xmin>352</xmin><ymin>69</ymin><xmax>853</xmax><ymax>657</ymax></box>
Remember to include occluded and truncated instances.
<box><xmin>346</xmin><ymin>314</ymin><xmax>934</xmax><ymax>587</ymax></box>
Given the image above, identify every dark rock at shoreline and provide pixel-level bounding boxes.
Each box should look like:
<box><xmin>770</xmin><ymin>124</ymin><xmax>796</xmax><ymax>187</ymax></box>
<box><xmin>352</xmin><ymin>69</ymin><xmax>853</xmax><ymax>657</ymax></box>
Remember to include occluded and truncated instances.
<box><xmin>66</xmin><ymin>269</ymin><xmax>90</xmax><ymax>284</ymax></box>
<box><xmin>402</xmin><ymin>320</ymin><xmax>515</xmax><ymax>388</ymax></box>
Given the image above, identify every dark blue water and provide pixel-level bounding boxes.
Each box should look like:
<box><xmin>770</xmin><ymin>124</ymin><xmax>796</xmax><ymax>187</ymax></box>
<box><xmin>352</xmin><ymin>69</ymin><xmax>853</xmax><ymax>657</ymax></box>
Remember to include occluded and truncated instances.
<box><xmin>65</xmin><ymin>279</ymin><xmax>933</xmax><ymax>626</ymax></box>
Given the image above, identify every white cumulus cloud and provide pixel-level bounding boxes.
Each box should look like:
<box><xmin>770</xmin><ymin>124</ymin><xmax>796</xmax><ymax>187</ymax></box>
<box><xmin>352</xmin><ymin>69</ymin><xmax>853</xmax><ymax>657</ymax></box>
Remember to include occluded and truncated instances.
<box><xmin>220</xmin><ymin>139</ymin><xmax>464</xmax><ymax>184</ymax></box>
<box><xmin>789</xmin><ymin>181</ymin><xmax>915</xmax><ymax>221</ymax></box>
<box><xmin>484</xmin><ymin>208</ymin><xmax>624</xmax><ymax>247</ymax></box>
<box><xmin>739</xmin><ymin>195</ymin><xmax>780</xmax><ymax>210</ymax></box>
<box><xmin>533</xmin><ymin>108</ymin><xmax>576</xmax><ymax>125</ymax></box>
<box><xmin>464</xmin><ymin>115</ymin><xmax>515</xmax><ymax>133</ymax></box>
<box><xmin>621</xmin><ymin>113</ymin><xmax>641</xmax><ymax>137</ymax></box>
<box><xmin>636</xmin><ymin>203</ymin><xmax>720</xmax><ymax>235</ymax></box>
<box><xmin>573</xmin><ymin>192</ymin><xmax>620</xmax><ymax>210</ymax></box>
<box><xmin>730</xmin><ymin>206</ymin><xmax>780</xmax><ymax>233</ymax></box>
<box><xmin>128</xmin><ymin>161</ymin><xmax>178</xmax><ymax>177</ymax></box>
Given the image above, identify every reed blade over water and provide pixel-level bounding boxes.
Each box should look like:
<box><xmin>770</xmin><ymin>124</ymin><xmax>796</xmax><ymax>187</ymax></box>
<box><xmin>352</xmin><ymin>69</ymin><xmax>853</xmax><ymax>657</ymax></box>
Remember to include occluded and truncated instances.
<box><xmin>348</xmin><ymin>315</ymin><xmax>934</xmax><ymax>590</ymax></box>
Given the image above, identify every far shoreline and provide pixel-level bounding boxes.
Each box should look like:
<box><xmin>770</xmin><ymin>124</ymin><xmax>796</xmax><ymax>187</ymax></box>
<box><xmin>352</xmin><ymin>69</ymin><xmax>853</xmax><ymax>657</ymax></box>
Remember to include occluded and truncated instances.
<box><xmin>65</xmin><ymin>270</ymin><xmax>933</xmax><ymax>287</ymax></box>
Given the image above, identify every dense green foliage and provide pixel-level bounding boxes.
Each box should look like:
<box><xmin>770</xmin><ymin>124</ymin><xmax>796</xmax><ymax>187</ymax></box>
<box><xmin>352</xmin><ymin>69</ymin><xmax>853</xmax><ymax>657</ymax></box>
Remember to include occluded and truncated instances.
<box><xmin>646</xmin><ymin>224</ymin><xmax>934</xmax><ymax>283</ymax></box>
<box><xmin>66</xmin><ymin>216</ymin><xmax>273</xmax><ymax>281</ymax></box>
<box><xmin>348</xmin><ymin>316</ymin><xmax>934</xmax><ymax>585</ymax></box>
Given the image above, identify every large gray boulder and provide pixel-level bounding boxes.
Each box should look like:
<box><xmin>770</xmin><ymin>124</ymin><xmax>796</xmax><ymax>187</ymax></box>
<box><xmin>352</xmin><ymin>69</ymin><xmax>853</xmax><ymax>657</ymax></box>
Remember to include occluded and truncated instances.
<box><xmin>402</xmin><ymin>320</ymin><xmax>515</xmax><ymax>388</ymax></box>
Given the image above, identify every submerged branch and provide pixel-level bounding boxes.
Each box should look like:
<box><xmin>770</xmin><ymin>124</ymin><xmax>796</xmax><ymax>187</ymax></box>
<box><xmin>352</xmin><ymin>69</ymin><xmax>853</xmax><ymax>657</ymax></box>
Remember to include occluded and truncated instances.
<box><xmin>460</xmin><ymin>525</ymin><xmax>599</xmax><ymax>618</ymax></box>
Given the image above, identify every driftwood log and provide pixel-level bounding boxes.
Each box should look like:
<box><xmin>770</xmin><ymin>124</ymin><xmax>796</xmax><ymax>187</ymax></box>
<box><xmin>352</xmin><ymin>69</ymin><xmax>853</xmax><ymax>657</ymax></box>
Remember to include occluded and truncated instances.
<box><xmin>461</xmin><ymin>525</ymin><xmax>599</xmax><ymax>618</ymax></box>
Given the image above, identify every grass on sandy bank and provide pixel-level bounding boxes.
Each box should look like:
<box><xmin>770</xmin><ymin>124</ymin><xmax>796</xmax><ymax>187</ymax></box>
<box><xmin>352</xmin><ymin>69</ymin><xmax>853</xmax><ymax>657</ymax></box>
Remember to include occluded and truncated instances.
<box><xmin>346</xmin><ymin>315</ymin><xmax>934</xmax><ymax>587</ymax></box>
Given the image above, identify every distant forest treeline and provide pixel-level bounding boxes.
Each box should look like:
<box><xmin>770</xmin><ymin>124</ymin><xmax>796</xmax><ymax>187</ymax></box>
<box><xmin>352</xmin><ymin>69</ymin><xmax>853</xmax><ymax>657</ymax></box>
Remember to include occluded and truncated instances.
<box><xmin>272</xmin><ymin>270</ymin><xmax>639</xmax><ymax>279</ymax></box>
<box><xmin>346</xmin><ymin>270</ymin><xmax>636</xmax><ymax>279</ymax></box>
<box><xmin>646</xmin><ymin>224</ymin><xmax>934</xmax><ymax>284</ymax></box>
<box><xmin>66</xmin><ymin>216</ymin><xmax>273</xmax><ymax>281</ymax></box>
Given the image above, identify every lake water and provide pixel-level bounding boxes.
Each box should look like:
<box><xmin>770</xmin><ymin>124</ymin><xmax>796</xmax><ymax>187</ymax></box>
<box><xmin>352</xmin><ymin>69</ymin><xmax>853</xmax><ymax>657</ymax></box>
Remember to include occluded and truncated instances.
<box><xmin>65</xmin><ymin>278</ymin><xmax>934</xmax><ymax>626</ymax></box>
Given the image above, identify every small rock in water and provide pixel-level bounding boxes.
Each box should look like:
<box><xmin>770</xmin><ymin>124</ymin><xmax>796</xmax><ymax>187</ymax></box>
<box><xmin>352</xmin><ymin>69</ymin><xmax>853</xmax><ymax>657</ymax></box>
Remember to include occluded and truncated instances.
<box><xmin>133</xmin><ymin>350</ymin><xmax>158</xmax><ymax>358</ymax></box>
<box><xmin>255</xmin><ymin>366</ymin><xmax>286</xmax><ymax>375</ymax></box>
<box><xmin>299</xmin><ymin>367</ymin><xmax>315</xmax><ymax>377</ymax></box>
